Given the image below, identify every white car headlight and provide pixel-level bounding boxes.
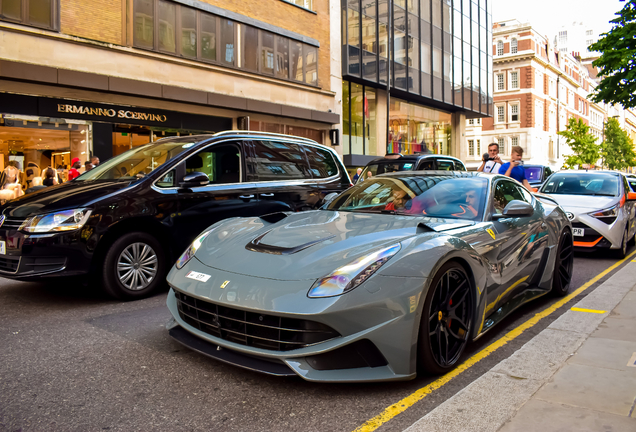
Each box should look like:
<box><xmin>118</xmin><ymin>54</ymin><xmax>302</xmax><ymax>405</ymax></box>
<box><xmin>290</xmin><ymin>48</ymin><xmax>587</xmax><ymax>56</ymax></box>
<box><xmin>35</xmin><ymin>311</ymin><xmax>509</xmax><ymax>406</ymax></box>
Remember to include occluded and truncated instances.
<box><xmin>175</xmin><ymin>230</ymin><xmax>213</xmax><ymax>269</ymax></box>
<box><xmin>308</xmin><ymin>244</ymin><xmax>401</xmax><ymax>298</ymax></box>
<box><xmin>19</xmin><ymin>208</ymin><xmax>92</xmax><ymax>233</ymax></box>
<box><xmin>589</xmin><ymin>204</ymin><xmax>619</xmax><ymax>219</ymax></box>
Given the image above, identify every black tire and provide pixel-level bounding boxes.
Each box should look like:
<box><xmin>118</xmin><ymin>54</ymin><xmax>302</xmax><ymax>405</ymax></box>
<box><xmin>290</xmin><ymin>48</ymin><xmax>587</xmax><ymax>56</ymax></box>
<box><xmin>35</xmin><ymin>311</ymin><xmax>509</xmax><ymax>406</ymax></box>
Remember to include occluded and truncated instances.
<box><xmin>551</xmin><ymin>230</ymin><xmax>574</xmax><ymax>297</ymax></box>
<box><xmin>614</xmin><ymin>227</ymin><xmax>629</xmax><ymax>259</ymax></box>
<box><xmin>418</xmin><ymin>261</ymin><xmax>473</xmax><ymax>375</ymax></box>
<box><xmin>102</xmin><ymin>232</ymin><xmax>167</xmax><ymax>300</ymax></box>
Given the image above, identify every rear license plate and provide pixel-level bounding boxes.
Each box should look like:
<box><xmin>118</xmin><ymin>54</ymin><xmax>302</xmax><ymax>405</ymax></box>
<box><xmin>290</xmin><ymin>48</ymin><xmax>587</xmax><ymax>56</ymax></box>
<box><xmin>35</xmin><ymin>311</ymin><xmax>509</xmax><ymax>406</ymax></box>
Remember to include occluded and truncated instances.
<box><xmin>572</xmin><ymin>228</ymin><xmax>585</xmax><ymax>237</ymax></box>
<box><xmin>0</xmin><ymin>240</ymin><xmax>5</xmax><ymax>254</ymax></box>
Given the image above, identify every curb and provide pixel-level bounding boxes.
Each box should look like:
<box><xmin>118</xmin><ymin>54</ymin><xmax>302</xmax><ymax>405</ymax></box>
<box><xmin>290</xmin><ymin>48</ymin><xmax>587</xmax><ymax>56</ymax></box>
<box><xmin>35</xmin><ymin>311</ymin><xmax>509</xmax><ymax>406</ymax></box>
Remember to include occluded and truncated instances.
<box><xmin>404</xmin><ymin>260</ymin><xmax>636</xmax><ymax>432</ymax></box>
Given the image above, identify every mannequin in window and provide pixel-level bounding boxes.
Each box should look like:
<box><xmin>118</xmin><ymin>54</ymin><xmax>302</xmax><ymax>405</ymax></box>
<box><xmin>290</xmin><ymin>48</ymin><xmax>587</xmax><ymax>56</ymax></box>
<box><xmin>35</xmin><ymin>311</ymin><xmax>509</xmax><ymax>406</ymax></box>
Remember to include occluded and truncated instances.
<box><xmin>0</xmin><ymin>161</ymin><xmax>26</xmax><ymax>198</ymax></box>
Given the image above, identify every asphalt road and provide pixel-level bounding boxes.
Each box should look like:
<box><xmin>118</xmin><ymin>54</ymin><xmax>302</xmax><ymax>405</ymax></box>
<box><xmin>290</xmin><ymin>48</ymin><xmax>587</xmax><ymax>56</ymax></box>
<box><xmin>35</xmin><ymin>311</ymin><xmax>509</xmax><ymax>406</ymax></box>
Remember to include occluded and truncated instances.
<box><xmin>0</xmin><ymin>247</ymin><xmax>633</xmax><ymax>432</ymax></box>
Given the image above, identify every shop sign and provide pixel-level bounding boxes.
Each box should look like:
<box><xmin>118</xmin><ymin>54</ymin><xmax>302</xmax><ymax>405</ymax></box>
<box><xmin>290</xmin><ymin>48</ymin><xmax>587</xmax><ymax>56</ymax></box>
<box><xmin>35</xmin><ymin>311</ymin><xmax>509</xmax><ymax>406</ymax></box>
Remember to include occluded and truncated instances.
<box><xmin>56</xmin><ymin>104</ymin><xmax>167</xmax><ymax>122</ymax></box>
<box><xmin>39</xmin><ymin>99</ymin><xmax>177</xmax><ymax>127</ymax></box>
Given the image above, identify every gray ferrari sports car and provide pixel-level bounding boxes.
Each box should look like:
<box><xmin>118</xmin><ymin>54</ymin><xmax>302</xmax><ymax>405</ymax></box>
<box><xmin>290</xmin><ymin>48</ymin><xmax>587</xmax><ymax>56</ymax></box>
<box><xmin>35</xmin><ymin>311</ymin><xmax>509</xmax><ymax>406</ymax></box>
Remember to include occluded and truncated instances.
<box><xmin>165</xmin><ymin>172</ymin><xmax>573</xmax><ymax>382</ymax></box>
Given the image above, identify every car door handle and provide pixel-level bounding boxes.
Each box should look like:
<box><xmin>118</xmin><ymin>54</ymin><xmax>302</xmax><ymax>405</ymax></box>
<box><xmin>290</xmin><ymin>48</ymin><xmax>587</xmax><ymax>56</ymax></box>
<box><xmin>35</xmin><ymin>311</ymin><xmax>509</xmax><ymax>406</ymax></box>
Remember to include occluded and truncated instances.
<box><xmin>239</xmin><ymin>195</ymin><xmax>255</xmax><ymax>199</ymax></box>
<box><xmin>260</xmin><ymin>193</ymin><xmax>274</xmax><ymax>197</ymax></box>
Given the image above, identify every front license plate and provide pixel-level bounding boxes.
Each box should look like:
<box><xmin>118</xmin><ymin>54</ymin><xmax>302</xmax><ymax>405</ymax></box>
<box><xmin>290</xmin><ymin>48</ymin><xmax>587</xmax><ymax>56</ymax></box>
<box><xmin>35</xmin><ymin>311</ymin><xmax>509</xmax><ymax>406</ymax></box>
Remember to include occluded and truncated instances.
<box><xmin>0</xmin><ymin>240</ymin><xmax>5</xmax><ymax>255</ymax></box>
<box><xmin>572</xmin><ymin>228</ymin><xmax>585</xmax><ymax>237</ymax></box>
<box><xmin>185</xmin><ymin>270</ymin><xmax>211</xmax><ymax>282</ymax></box>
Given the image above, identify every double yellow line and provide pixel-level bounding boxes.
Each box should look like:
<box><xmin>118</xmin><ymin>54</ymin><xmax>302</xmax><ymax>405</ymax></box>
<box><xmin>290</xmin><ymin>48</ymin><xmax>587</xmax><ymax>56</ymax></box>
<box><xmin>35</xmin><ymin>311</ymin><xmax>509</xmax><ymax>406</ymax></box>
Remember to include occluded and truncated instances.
<box><xmin>354</xmin><ymin>249</ymin><xmax>636</xmax><ymax>432</ymax></box>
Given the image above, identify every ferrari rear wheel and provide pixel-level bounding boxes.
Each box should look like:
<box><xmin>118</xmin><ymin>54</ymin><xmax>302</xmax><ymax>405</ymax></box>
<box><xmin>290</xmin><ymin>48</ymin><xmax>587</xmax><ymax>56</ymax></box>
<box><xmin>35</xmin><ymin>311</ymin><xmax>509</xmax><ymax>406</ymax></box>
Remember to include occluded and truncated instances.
<box><xmin>418</xmin><ymin>262</ymin><xmax>473</xmax><ymax>375</ymax></box>
<box><xmin>551</xmin><ymin>229</ymin><xmax>574</xmax><ymax>297</ymax></box>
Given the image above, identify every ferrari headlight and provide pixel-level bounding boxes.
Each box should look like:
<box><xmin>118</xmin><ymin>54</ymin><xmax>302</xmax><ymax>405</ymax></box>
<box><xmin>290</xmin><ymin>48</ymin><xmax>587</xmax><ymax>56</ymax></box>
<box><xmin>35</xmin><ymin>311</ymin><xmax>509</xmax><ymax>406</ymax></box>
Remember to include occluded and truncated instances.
<box><xmin>589</xmin><ymin>204</ymin><xmax>619</xmax><ymax>219</ymax></box>
<box><xmin>308</xmin><ymin>244</ymin><xmax>401</xmax><ymax>298</ymax></box>
<box><xmin>19</xmin><ymin>208</ymin><xmax>91</xmax><ymax>233</ymax></box>
<box><xmin>175</xmin><ymin>230</ymin><xmax>212</xmax><ymax>269</ymax></box>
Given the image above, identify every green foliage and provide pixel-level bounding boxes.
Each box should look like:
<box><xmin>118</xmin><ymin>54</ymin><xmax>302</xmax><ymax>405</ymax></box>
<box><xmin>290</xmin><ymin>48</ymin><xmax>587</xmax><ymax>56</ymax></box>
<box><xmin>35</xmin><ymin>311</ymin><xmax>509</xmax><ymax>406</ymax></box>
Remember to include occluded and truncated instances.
<box><xmin>601</xmin><ymin>117</ymin><xmax>636</xmax><ymax>170</ymax></box>
<box><xmin>589</xmin><ymin>1</ymin><xmax>636</xmax><ymax>109</ymax></box>
<box><xmin>558</xmin><ymin>118</ymin><xmax>600</xmax><ymax>168</ymax></box>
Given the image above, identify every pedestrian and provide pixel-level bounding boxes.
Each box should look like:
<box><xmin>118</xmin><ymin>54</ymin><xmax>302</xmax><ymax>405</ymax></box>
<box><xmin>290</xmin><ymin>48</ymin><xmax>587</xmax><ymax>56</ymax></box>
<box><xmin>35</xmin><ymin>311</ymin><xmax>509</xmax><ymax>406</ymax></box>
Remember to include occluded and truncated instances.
<box><xmin>91</xmin><ymin>156</ymin><xmax>100</xmax><ymax>167</ymax></box>
<box><xmin>42</xmin><ymin>167</ymin><xmax>58</xmax><ymax>186</ymax></box>
<box><xmin>477</xmin><ymin>142</ymin><xmax>502</xmax><ymax>173</ymax></box>
<box><xmin>68</xmin><ymin>158</ymin><xmax>82</xmax><ymax>181</ymax></box>
<box><xmin>352</xmin><ymin>168</ymin><xmax>363</xmax><ymax>183</ymax></box>
<box><xmin>366</xmin><ymin>171</ymin><xmax>373</xmax><ymax>180</ymax></box>
<box><xmin>499</xmin><ymin>146</ymin><xmax>532</xmax><ymax>190</ymax></box>
<box><xmin>84</xmin><ymin>161</ymin><xmax>94</xmax><ymax>172</ymax></box>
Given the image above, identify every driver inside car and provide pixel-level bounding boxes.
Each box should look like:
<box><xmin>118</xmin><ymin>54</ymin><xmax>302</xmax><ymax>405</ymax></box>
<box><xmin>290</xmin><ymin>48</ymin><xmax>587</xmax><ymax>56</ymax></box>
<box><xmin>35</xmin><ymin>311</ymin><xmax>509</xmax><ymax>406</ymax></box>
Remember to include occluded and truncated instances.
<box><xmin>385</xmin><ymin>187</ymin><xmax>411</xmax><ymax>211</ymax></box>
<box><xmin>451</xmin><ymin>188</ymin><xmax>479</xmax><ymax>219</ymax></box>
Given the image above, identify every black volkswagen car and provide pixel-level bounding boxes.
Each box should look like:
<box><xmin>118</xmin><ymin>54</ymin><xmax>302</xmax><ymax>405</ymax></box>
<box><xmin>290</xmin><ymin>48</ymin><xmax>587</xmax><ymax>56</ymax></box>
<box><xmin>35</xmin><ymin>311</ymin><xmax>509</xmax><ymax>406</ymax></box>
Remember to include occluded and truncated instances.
<box><xmin>0</xmin><ymin>131</ymin><xmax>349</xmax><ymax>299</ymax></box>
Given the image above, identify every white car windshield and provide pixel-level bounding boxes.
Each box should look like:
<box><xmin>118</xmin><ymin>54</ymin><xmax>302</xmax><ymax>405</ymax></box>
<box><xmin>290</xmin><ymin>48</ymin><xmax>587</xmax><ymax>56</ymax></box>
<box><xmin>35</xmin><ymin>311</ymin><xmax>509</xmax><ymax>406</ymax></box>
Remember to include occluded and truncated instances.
<box><xmin>540</xmin><ymin>173</ymin><xmax>619</xmax><ymax>197</ymax></box>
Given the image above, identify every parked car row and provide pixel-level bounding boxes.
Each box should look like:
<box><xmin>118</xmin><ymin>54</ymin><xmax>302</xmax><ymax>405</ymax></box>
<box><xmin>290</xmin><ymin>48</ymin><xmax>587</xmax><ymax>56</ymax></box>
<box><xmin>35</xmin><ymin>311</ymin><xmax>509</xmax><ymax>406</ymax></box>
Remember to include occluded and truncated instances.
<box><xmin>2</xmin><ymin>133</ymin><xmax>635</xmax><ymax>382</ymax></box>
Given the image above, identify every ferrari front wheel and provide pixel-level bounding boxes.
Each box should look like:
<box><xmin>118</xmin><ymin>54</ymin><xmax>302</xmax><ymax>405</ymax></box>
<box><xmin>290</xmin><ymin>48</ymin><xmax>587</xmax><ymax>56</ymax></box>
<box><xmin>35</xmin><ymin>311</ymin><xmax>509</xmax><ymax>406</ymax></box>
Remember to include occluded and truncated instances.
<box><xmin>418</xmin><ymin>262</ymin><xmax>473</xmax><ymax>375</ymax></box>
<box><xmin>551</xmin><ymin>229</ymin><xmax>574</xmax><ymax>297</ymax></box>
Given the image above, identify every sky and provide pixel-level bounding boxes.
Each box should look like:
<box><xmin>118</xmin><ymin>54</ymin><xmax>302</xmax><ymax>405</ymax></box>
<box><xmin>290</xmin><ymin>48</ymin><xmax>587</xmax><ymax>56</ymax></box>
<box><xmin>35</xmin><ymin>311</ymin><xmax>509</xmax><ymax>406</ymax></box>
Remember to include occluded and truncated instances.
<box><xmin>491</xmin><ymin>0</ymin><xmax>625</xmax><ymax>39</ymax></box>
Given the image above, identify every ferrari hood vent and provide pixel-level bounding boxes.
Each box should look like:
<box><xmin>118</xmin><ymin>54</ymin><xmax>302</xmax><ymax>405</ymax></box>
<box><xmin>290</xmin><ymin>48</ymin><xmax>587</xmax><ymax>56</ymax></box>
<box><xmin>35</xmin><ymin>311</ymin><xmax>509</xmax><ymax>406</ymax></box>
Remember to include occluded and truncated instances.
<box><xmin>245</xmin><ymin>229</ymin><xmax>336</xmax><ymax>255</ymax></box>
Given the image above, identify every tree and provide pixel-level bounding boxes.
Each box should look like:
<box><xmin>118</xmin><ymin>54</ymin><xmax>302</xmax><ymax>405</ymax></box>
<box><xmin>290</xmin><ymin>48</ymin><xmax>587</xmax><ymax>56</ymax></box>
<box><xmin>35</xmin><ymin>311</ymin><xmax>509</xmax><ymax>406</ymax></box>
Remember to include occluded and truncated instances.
<box><xmin>558</xmin><ymin>118</ymin><xmax>600</xmax><ymax>168</ymax></box>
<box><xmin>601</xmin><ymin>117</ymin><xmax>636</xmax><ymax>170</ymax></box>
<box><xmin>588</xmin><ymin>1</ymin><xmax>636</xmax><ymax>109</ymax></box>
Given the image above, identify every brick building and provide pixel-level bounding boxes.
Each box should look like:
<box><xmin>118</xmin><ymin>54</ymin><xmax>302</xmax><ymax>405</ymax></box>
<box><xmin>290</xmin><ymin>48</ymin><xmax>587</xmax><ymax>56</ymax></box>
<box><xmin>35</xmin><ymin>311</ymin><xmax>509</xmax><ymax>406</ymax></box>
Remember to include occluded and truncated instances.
<box><xmin>463</xmin><ymin>20</ymin><xmax>597</xmax><ymax>170</ymax></box>
<box><xmin>0</xmin><ymin>0</ymin><xmax>341</xmax><ymax>172</ymax></box>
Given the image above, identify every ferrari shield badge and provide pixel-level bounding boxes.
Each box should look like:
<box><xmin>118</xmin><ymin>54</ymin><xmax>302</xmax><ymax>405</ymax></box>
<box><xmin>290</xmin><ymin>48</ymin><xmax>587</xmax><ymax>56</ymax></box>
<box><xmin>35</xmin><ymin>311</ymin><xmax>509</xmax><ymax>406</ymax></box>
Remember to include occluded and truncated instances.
<box><xmin>486</xmin><ymin>228</ymin><xmax>496</xmax><ymax>240</ymax></box>
<box><xmin>220</xmin><ymin>280</ymin><xmax>230</xmax><ymax>289</ymax></box>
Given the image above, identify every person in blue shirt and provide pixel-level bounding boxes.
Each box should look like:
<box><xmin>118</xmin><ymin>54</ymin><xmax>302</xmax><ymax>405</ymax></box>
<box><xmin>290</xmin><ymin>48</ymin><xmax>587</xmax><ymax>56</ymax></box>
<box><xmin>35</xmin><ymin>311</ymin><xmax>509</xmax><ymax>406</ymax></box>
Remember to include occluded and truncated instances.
<box><xmin>499</xmin><ymin>145</ymin><xmax>532</xmax><ymax>191</ymax></box>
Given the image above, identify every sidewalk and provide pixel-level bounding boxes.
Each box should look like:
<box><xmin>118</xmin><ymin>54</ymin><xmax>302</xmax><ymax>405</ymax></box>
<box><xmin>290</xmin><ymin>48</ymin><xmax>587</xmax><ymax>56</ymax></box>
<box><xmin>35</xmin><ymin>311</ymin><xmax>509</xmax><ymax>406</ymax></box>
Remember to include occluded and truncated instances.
<box><xmin>405</xmin><ymin>260</ymin><xmax>636</xmax><ymax>432</ymax></box>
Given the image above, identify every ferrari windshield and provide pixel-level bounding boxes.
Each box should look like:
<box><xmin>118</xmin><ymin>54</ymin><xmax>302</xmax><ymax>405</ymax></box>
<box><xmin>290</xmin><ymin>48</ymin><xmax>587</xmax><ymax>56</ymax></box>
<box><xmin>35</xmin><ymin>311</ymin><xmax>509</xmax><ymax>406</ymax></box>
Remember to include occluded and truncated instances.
<box><xmin>540</xmin><ymin>173</ymin><xmax>619</xmax><ymax>196</ymax></box>
<box><xmin>327</xmin><ymin>175</ymin><xmax>488</xmax><ymax>221</ymax></box>
<box><xmin>75</xmin><ymin>137</ymin><xmax>203</xmax><ymax>182</ymax></box>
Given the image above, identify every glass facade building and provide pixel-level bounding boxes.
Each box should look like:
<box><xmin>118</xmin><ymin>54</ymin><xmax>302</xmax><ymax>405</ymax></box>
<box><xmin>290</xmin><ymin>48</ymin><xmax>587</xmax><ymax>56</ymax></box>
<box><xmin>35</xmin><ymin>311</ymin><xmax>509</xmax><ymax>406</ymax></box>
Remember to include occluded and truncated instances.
<box><xmin>342</xmin><ymin>0</ymin><xmax>492</xmax><ymax>164</ymax></box>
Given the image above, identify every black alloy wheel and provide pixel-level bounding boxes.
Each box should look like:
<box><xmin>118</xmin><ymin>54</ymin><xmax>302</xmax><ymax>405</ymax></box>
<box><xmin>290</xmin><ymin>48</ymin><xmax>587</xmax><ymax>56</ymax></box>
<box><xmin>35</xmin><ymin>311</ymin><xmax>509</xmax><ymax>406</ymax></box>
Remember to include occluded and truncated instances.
<box><xmin>102</xmin><ymin>232</ymin><xmax>167</xmax><ymax>300</ymax></box>
<box><xmin>419</xmin><ymin>262</ymin><xmax>473</xmax><ymax>375</ymax></box>
<box><xmin>551</xmin><ymin>229</ymin><xmax>574</xmax><ymax>297</ymax></box>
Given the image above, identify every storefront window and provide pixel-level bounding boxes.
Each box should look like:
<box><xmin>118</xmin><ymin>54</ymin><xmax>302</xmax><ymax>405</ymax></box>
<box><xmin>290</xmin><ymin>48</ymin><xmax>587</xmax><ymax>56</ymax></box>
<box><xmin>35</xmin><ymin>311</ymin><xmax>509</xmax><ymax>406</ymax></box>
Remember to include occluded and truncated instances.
<box><xmin>342</xmin><ymin>80</ymin><xmax>377</xmax><ymax>157</ymax></box>
<box><xmin>240</xmin><ymin>24</ymin><xmax>259</xmax><ymax>72</ymax></box>
<box><xmin>351</xmin><ymin>83</ymin><xmax>364</xmax><ymax>155</ymax></box>
<box><xmin>200</xmin><ymin>14</ymin><xmax>216</xmax><ymax>61</ymax></box>
<box><xmin>343</xmin><ymin>81</ymin><xmax>351</xmax><ymax>154</ymax></box>
<box><xmin>388</xmin><ymin>97</ymin><xmax>452</xmax><ymax>156</ymax></box>
<box><xmin>0</xmin><ymin>116</ymin><xmax>90</xmax><ymax>188</ymax></box>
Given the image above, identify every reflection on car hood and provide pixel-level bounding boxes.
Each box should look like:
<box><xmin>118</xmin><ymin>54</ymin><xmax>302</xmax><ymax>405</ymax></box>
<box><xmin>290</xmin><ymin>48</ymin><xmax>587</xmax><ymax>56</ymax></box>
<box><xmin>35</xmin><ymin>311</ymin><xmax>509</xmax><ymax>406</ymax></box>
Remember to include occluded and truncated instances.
<box><xmin>543</xmin><ymin>194</ymin><xmax>618</xmax><ymax>211</ymax></box>
<box><xmin>0</xmin><ymin>181</ymin><xmax>131</xmax><ymax>218</ymax></box>
<box><xmin>196</xmin><ymin>211</ymin><xmax>470</xmax><ymax>280</ymax></box>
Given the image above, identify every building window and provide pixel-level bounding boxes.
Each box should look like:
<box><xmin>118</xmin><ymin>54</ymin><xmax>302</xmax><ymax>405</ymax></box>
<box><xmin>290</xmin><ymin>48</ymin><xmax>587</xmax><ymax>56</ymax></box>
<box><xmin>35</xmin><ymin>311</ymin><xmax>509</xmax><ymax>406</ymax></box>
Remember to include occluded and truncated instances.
<box><xmin>510</xmin><ymin>104</ymin><xmax>519</xmax><ymax>122</ymax></box>
<box><xmin>476</xmin><ymin>118</ymin><xmax>481</xmax><ymax>125</ymax></box>
<box><xmin>476</xmin><ymin>139</ymin><xmax>481</xmax><ymax>156</ymax></box>
<box><xmin>131</xmin><ymin>0</ymin><xmax>318</xmax><ymax>85</ymax></box>
<box><xmin>497</xmin><ymin>40</ymin><xmax>504</xmax><ymax>56</ymax></box>
<box><xmin>468</xmin><ymin>119</ymin><xmax>474</xmax><ymax>125</ymax></box>
<box><xmin>586</xmin><ymin>39</ymin><xmax>594</xmax><ymax>47</ymax></box>
<box><xmin>497</xmin><ymin>73</ymin><xmax>504</xmax><ymax>91</ymax></box>
<box><xmin>510</xmin><ymin>71</ymin><xmax>519</xmax><ymax>89</ymax></box>
<box><xmin>586</xmin><ymin>29</ymin><xmax>593</xmax><ymax>36</ymax></box>
<box><xmin>535</xmin><ymin>100</ymin><xmax>544</xmax><ymax>128</ymax></box>
<box><xmin>498</xmin><ymin>137</ymin><xmax>505</xmax><ymax>155</ymax></box>
<box><xmin>0</xmin><ymin>0</ymin><xmax>57</xmax><ymax>30</ymax></box>
<box><xmin>511</xmin><ymin>136</ymin><xmax>519</xmax><ymax>147</ymax></box>
<box><xmin>468</xmin><ymin>140</ymin><xmax>474</xmax><ymax>156</ymax></box>
<box><xmin>511</xmin><ymin>38</ymin><xmax>517</xmax><ymax>54</ymax></box>
<box><xmin>283</xmin><ymin>0</ymin><xmax>313</xmax><ymax>11</ymax></box>
<box><xmin>497</xmin><ymin>105</ymin><xmax>505</xmax><ymax>123</ymax></box>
